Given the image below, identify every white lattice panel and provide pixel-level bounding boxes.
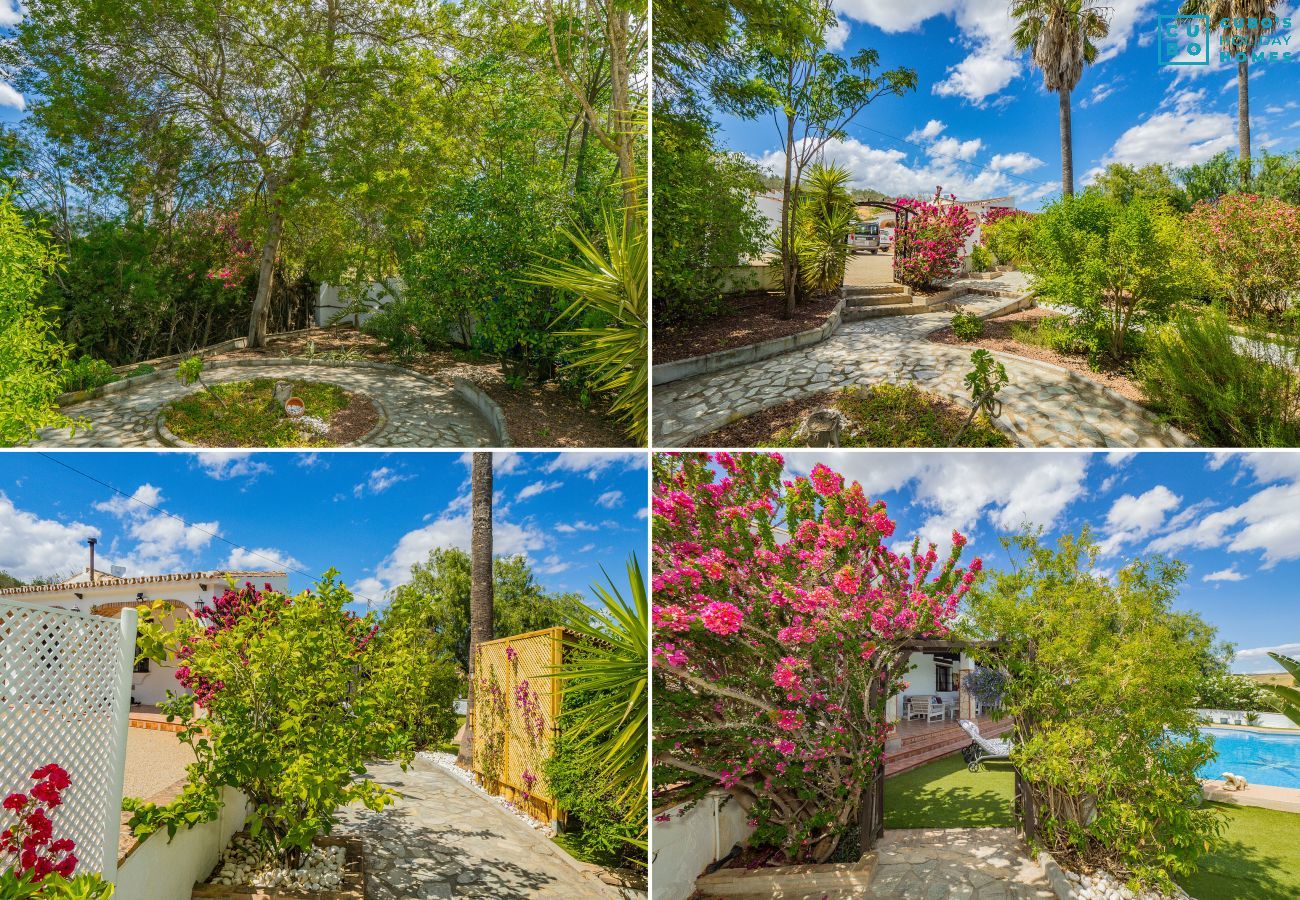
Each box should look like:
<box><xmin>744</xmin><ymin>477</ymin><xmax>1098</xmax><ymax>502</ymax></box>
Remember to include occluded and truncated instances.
<box><xmin>0</xmin><ymin>599</ymin><xmax>136</xmax><ymax>880</ymax></box>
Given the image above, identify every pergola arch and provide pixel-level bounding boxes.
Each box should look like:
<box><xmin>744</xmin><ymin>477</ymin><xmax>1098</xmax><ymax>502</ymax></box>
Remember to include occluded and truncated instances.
<box><xmin>853</xmin><ymin>200</ymin><xmax>915</xmax><ymax>261</ymax></box>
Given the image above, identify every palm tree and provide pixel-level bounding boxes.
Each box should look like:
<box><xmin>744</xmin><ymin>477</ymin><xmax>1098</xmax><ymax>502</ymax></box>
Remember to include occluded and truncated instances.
<box><xmin>1265</xmin><ymin>652</ymin><xmax>1300</xmax><ymax>726</ymax></box>
<box><xmin>1012</xmin><ymin>0</ymin><xmax>1111</xmax><ymax>197</ymax></box>
<box><xmin>459</xmin><ymin>452</ymin><xmax>495</xmax><ymax>769</ymax></box>
<box><xmin>796</xmin><ymin>162</ymin><xmax>855</xmax><ymax>296</ymax></box>
<box><xmin>1180</xmin><ymin>0</ymin><xmax>1279</xmax><ymax>185</ymax></box>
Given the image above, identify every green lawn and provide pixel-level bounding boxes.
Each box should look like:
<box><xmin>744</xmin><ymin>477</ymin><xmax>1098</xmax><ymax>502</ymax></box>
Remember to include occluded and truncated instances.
<box><xmin>1176</xmin><ymin>803</ymin><xmax>1300</xmax><ymax>900</ymax></box>
<box><xmin>884</xmin><ymin>753</ymin><xmax>1016</xmax><ymax>829</ymax></box>
<box><xmin>884</xmin><ymin>754</ymin><xmax>1300</xmax><ymax>899</ymax></box>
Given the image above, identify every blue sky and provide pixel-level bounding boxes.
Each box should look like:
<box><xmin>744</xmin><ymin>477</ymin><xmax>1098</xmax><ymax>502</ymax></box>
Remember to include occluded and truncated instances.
<box><xmin>708</xmin><ymin>1</ymin><xmax>1300</xmax><ymax>209</ymax></box>
<box><xmin>0</xmin><ymin>451</ymin><xmax>649</xmax><ymax>612</ymax></box>
<box><xmin>774</xmin><ymin>451</ymin><xmax>1300</xmax><ymax>672</ymax></box>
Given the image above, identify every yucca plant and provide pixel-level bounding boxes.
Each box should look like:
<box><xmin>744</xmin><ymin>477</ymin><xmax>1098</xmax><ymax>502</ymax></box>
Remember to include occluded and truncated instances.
<box><xmin>1265</xmin><ymin>652</ymin><xmax>1300</xmax><ymax>725</ymax></box>
<box><xmin>795</xmin><ymin>162</ymin><xmax>854</xmax><ymax>295</ymax></box>
<box><xmin>525</xmin><ymin>199</ymin><xmax>648</xmax><ymax>445</ymax></box>
<box><xmin>548</xmin><ymin>555</ymin><xmax>648</xmax><ymax>813</ymax></box>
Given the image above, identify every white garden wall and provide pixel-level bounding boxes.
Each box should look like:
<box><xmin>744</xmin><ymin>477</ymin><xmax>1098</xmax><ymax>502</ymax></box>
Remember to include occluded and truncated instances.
<box><xmin>115</xmin><ymin>787</ymin><xmax>249</xmax><ymax>900</ymax></box>
<box><xmin>652</xmin><ymin>791</ymin><xmax>754</xmax><ymax>900</ymax></box>
<box><xmin>1195</xmin><ymin>708</ymin><xmax>1297</xmax><ymax>729</ymax></box>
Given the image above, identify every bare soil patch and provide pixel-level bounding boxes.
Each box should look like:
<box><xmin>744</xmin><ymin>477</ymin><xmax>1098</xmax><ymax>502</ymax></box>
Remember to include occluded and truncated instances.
<box><xmin>927</xmin><ymin>308</ymin><xmax>1149</xmax><ymax>406</ymax></box>
<box><xmin>209</xmin><ymin>325</ymin><xmax>632</xmax><ymax>447</ymax></box>
<box><xmin>654</xmin><ymin>292</ymin><xmax>840</xmax><ymax>364</ymax></box>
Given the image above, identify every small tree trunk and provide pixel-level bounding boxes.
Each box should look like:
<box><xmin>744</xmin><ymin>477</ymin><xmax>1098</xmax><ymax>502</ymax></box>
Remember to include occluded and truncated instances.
<box><xmin>1058</xmin><ymin>89</ymin><xmax>1074</xmax><ymax>198</ymax></box>
<box><xmin>247</xmin><ymin>188</ymin><xmax>284</xmax><ymax>349</ymax></box>
<box><xmin>459</xmin><ymin>453</ymin><xmax>495</xmax><ymax>770</ymax></box>
<box><xmin>1237</xmin><ymin>58</ymin><xmax>1251</xmax><ymax>186</ymax></box>
<box><xmin>781</xmin><ymin>111</ymin><xmax>797</xmax><ymax>320</ymax></box>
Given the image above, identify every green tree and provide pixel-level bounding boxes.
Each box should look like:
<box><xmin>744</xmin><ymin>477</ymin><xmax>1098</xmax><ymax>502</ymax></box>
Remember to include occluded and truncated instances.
<box><xmin>385</xmin><ymin>549</ymin><xmax>589</xmax><ymax>675</ymax></box>
<box><xmin>1089</xmin><ymin>162</ymin><xmax>1190</xmax><ymax>212</ymax></box>
<box><xmin>1028</xmin><ymin>192</ymin><xmax>1194</xmax><ymax>364</ymax></box>
<box><xmin>651</xmin><ymin>109</ymin><xmax>768</xmax><ymax>326</ymax></box>
<box><xmin>963</xmin><ymin>530</ymin><xmax>1224</xmax><ymax>888</ymax></box>
<box><xmin>1179</xmin><ymin>1</ymin><xmax>1282</xmax><ymax>185</ymax></box>
<box><xmin>1264</xmin><ymin>653</ymin><xmax>1300</xmax><ymax>725</ymax></box>
<box><xmin>1012</xmin><ymin>0</ymin><xmax>1111</xmax><ymax>196</ymax></box>
<box><xmin>16</xmin><ymin>0</ymin><xmax>443</xmax><ymax>348</ymax></box>
<box><xmin>0</xmin><ymin>190</ymin><xmax>70</xmax><ymax>446</ymax></box>
<box><xmin>371</xmin><ymin>592</ymin><xmax>463</xmax><ymax>749</ymax></box>
<box><xmin>718</xmin><ymin>0</ymin><xmax>915</xmax><ymax>317</ymax></box>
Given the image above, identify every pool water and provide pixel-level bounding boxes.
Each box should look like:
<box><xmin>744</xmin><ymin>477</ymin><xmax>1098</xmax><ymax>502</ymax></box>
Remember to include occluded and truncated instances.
<box><xmin>1196</xmin><ymin>726</ymin><xmax>1300</xmax><ymax>789</ymax></box>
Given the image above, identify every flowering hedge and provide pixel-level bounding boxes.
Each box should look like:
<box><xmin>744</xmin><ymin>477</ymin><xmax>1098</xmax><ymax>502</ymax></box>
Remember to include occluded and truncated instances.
<box><xmin>651</xmin><ymin>453</ymin><xmax>980</xmax><ymax>862</ymax></box>
<box><xmin>1188</xmin><ymin>193</ymin><xmax>1300</xmax><ymax>322</ymax></box>
<box><xmin>892</xmin><ymin>198</ymin><xmax>975</xmax><ymax>289</ymax></box>
<box><xmin>1</xmin><ymin>765</ymin><xmax>114</xmax><ymax>897</ymax></box>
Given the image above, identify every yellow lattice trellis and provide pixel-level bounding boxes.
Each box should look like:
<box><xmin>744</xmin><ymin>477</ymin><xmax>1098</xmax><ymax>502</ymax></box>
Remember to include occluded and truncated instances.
<box><xmin>470</xmin><ymin>627</ymin><xmax>571</xmax><ymax>823</ymax></box>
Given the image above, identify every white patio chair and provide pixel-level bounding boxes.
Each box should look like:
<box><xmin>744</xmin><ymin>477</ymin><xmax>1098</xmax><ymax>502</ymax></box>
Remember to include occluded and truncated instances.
<box><xmin>959</xmin><ymin>718</ymin><xmax>1012</xmax><ymax>772</ymax></box>
<box><xmin>906</xmin><ymin>696</ymin><xmax>946</xmax><ymax>722</ymax></box>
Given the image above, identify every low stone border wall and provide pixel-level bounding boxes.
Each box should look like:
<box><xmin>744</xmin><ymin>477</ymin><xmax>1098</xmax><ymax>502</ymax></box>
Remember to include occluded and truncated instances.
<box><xmin>453</xmin><ymin>377</ymin><xmax>513</xmax><ymax>447</ymax></box>
<box><xmin>693</xmin><ymin>853</ymin><xmax>878</xmax><ymax>898</ymax></box>
<box><xmin>652</xmin><ymin>298</ymin><xmax>846</xmax><ymax>387</ymax></box>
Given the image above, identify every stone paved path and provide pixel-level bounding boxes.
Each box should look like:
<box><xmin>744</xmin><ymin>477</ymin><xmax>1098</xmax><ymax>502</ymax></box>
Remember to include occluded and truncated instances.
<box><xmin>653</xmin><ymin>275</ymin><xmax>1188</xmax><ymax>448</ymax></box>
<box><xmin>335</xmin><ymin>760</ymin><xmax>617</xmax><ymax>899</ymax></box>
<box><xmin>868</xmin><ymin>828</ymin><xmax>1056</xmax><ymax>899</ymax></box>
<box><xmin>33</xmin><ymin>362</ymin><xmax>497</xmax><ymax>448</ymax></box>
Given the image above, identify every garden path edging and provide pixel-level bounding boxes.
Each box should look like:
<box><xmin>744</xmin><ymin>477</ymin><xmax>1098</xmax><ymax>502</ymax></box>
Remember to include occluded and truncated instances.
<box><xmin>652</xmin><ymin>298</ymin><xmax>846</xmax><ymax>386</ymax></box>
<box><xmin>452</xmin><ymin>377</ymin><xmax>513</xmax><ymax>447</ymax></box>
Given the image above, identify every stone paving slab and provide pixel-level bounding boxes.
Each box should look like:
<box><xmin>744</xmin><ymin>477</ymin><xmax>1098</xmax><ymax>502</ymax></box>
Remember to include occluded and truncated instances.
<box><xmin>868</xmin><ymin>828</ymin><xmax>1056</xmax><ymax>900</ymax></box>
<box><xmin>335</xmin><ymin>759</ymin><xmax>617</xmax><ymax>899</ymax></box>
<box><xmin>32</xmin><ymin>362</ymin><xmax>497</xmax><ymax>448</ymax></box>
<box><xmin>653</xmin><ymin>276</ymin><xmax>1186</xmax><ymax>449</ymax></box>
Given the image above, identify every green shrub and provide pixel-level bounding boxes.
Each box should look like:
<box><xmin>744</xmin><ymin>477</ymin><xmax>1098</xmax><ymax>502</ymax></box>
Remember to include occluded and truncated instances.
<box><xmin>131</xmin><ymin>576</ymin><xmax>408</xmax><ymax>864</ymax></box>
<box><xmin>981</xmin><ymin>212</ymin><xmax>1037</xmax><ymax>268</ymax></box>
<box><xmin>969</xmin><ymin>244</ymin><xmax>993</xmax><ymax>272</ymax></box>
<box><xmin>951</xmin><ymin>310</ymin><xmax>985</xmax><ymax>341</ymax></box>
<box><xmin>1027</xmin><ymin>194</ymin><xmax>1192</xmax><ymax>364</ymax></box>
<box><xmin>965</xmin><ymin>530</ymin><xmax>1225</xmax><ymax>889</ymax></box>
<box><xmin>1187</xmin><ymin>193</ymin><xmax>1300</xmax><ymax>323</ymax></box>
<box><xmin>61</xmin><ymin>355</ymin><xmax>118</xmax><ymax>392</ymax></box>
<box><xmin>1136</xmin><ymin>306</ymin><xmax>1300</xmax><ymax>446</ymax></box>
<box><xmin>124</xmin><ymin>363</ymin><xmax>156</xmax><ymax>379</ymax></box>
<box><xmin>794</xmin><ymin>163</ymin><xmax>854</xmax><ymax>296</ymax></box>
<box><xmin>1195</xmin><ymin>671</ymin><xmax>1279</xmax><ymax>713</ymax></box>
<box><xmin>652</xmin><ymin>110</ymin><xmax>768</xmax><ymax>326</ymax></box>
<box><xmin>1</xmin><ymin>190</ymin><xmax>70</xmax><ymax>445</ymax></box>
<box><xmin>1009</xmin><ymin>314</ymin><xmax>1090</xmax><ymax>357</ymax></box>
<box><xmin>361</xmin><ymin>299</ymin><xmax>427</xmax><ymax>361</ymax></box>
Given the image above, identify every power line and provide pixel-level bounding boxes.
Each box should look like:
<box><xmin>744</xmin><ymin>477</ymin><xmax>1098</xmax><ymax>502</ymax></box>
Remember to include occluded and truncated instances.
<box><xmin>36</xmin><ymin>453</ymin><xmax>383</xmax><ymax>608</ymax></box>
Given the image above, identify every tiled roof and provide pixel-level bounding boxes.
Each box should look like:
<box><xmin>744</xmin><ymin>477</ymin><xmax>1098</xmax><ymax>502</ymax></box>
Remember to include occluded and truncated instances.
<box><xmin>0</xmin><ymin>571</ymin><xmax>286</xmax><ymax>597</ymax></box>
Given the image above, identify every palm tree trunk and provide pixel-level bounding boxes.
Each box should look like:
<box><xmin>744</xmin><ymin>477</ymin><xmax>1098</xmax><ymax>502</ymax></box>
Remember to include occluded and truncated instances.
<box><xmin>459</xmin><ymin>452</ymin><xmax>495</xmax><ymax>770</ymax></box>
<box><xmin>1237</xmin><ymin>57</ymin><xmax>1251</xmax><ymax>186</ymax></box>
<box><xmin>1059</xmin><ymin>89</ymin><xmax>1074</xmax><ymax>197</ymax></box>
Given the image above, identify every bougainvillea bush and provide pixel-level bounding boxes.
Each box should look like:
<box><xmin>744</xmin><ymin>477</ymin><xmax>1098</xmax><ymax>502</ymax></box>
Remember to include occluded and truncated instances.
<box><xmin>1187</xmin><ymin>193</ymin><xmax>1300</xmax><ymax>323</ymax></box>
<box><xmin>892</xmin><ymin>198</ymin><xmax>975</xmax><ymax>289</ymax></box>
<box><xmin>1</xmin><ymin>765</ymin><xmax>114</xmax><ymax>897</ymax></box>
<box><xmin>128</xmin><ymin>574</ymin><xmax>408</xmax><ymax>866</ymax></box>
<box><xmin>651</xmin><ymin>452</ymin><xmax>980</xmax><ymax>863</ymax></box>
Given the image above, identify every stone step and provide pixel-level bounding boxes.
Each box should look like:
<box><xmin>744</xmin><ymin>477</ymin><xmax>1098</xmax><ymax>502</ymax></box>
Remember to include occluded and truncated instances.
<box><xmin>843</xmin><ymin>284</ymin><xmax>911</xmax><ymax>298</ymax></box>
<box><xmin>847</xmin><ymin>292</ymin><xmax>912</xmax><ymax>308</ymax></box>
<box><xmin>842</xmin><ymin>300</ymin><xmax>946</xmax><ymax>322</ymax></box>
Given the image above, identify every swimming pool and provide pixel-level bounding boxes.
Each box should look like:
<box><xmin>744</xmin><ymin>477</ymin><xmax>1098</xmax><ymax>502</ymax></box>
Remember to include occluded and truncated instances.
<box><xmin>1196</xmin><ymin>726</ymin><xmax>1300</xmax><ymax>790</ymax></box>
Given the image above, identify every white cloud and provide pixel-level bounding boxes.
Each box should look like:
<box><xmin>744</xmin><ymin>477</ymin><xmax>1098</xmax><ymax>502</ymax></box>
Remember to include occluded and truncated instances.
<box><xmin>195</xmin><ymin>452</ymin><xmax>271</xmax><ymax>481</ymax></box>
<box><xmin>785</xmin><ymin>452</ymin><xmax>1091</xmax><ymax>549</ymax></box>
<box><xmin>297</xmin><ymin>453</ymin><xmax>325</xmax><ymax>469</ymax></box>
<box><xmin>359</xmin><ymin>499</ymin><xmax>548</xmax><ymax>600</ymax></box>
<box><xmin>989</xmin><ymin>152</ymin><xmax>1045</xmax><ymax>174</ymax></box>
<box><xmin>0</xmin><ymin>83</ymin><xmax>23</xmax><ymax>111</ymax></box>
<box><xmin>578</xmin><ymin>543</ymin><xmax>596</xmax><ymax>553</ymax></box>
<box><xmin>518</xmin><ymin>480</ymin><xmax>563</xmax><ymax>502</ymax></box>
<box><xmin>1233</xmin><ymin>642</ymin><xmax>1300</xmax><ymax>673</ymax></box>
<box><xmin>1098</xmin><ymin>485</ymin><xmax>1182</xmax><ymax>555</ymax></box>
<box><xmin>544</xmin><ymin>452</ymin><xmax>646</xmax><ymax>479</ymax></box>
<box><xmin>0</xmin><ymin>494</ymin><xmax>99</xmax><ymax>582</ymax></box>
<box><xmin>93</xmin><ymin>484</ymin><xmax>220</xmax><ymax>574</ymax></box>
<box><xmin>225</xmin><ymin>547</ymin><xmax>304</xmax><ymax>572</ymax></box>
<box><xmin>539</xmin><ymin>554</ymin><xmax>572</xmax><ymax>575</ymax></box>
<box><xmin>596</xmin><ymin>490</ymin><xmax>624</xmax><ymax>509</ymax></box>
<box><xmin>1080</xmin><ymin>79</ymin><xmax>1121</xmax><ymax>109</ymax></box>
<box><xmin>354</xmin><ymin>466</ymin><xmax>412</xmax><ymax>497</ymax></box>
<box><xmin>825</xmin><ymin>13</ymin><xmax>851</xmax><ymax>51</ymax></box>
<box><xmin>758</xmin><ymin>135</ymin><xmax>1049</xmax><ymax>207</ymax></box>
<box><xmin>929</xmin><ymin>136</ymin><xmax>984</xmax><ymax>161</ymax></box>
<box><xmin>555</xmin><ymin>520</ymin><xmax>599</xmax><ymax>533</ymax></box>
<box><xmin>907</xmin><ymin>119</ymin><xmax>947</xmax><ymax>142</ymax></box>
<box><xmin>1096</xmin><ymin>88</ymin><xmax>1235</xmax><ymax>170</ymax></box>
<box><xmin>1202</xmin><ymin>566</ymin><xmax>1246</xmax><ymax>583</ymax></box>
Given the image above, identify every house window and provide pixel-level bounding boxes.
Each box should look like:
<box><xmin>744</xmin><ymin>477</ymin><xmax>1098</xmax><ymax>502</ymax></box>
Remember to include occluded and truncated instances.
<box><xmin>134</xmin><ymin>638</ymin><xmax>149</xmax><ymax>674</ymax></box>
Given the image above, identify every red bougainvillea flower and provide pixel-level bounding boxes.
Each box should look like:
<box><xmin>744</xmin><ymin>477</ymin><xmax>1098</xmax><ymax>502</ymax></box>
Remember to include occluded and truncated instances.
<box><xmin>2</xmin><ymin>794</ymin><xmax>27</xmax><ymax>812</ymax></box>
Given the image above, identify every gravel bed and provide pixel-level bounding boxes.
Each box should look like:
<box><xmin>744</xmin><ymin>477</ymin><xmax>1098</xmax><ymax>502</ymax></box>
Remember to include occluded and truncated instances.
<box><xmin>207</xmin><ymin>833</ymin><xmax>345</xmax><ymax>891</ymax></box>
<box><xmin>1062</xmin><ymin>867</ymin><xmax>1184</xmax><ymax>900</ymax></box>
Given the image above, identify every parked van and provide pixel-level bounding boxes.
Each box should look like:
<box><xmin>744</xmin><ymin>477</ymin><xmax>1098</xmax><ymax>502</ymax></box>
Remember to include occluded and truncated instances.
<box><xmin>847</xmin><ymin>222</ymin><xmax>880</xmax><ymax>254</ymax></box>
